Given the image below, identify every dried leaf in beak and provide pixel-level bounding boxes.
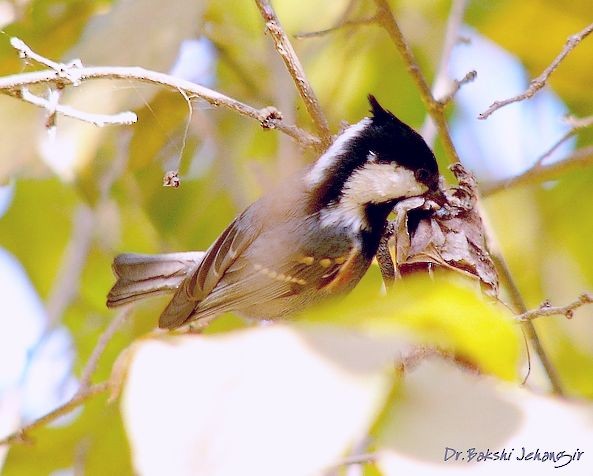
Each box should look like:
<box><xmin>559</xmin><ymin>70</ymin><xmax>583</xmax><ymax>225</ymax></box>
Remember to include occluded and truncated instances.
<box><xmin>385</xmin><ymin>163</ymin><xmax>498</xmax><ymax>296</ymax></box>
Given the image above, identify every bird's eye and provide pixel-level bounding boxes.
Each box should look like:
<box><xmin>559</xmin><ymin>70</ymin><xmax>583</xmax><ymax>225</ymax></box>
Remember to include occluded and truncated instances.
<box><xmin>415</xmin><ymin>168</ymin><xmax>430</xmax><ymax>182</ymax></box>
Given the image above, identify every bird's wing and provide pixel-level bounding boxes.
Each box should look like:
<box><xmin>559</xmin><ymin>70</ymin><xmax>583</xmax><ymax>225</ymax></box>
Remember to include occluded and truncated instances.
<box><xmin>158</xmin><ymin>214</ymin><xmax>260</xmax><ymax>329</ymax></box>
<box><xmin>189</xmin><ymin>244</ymin><xmax>361</xmax><ymax>321</ymax></box>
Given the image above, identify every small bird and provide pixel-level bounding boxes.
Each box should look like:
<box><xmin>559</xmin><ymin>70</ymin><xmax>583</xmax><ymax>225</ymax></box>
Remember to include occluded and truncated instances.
<box><xmin>107</xmin><ymin>95</ymin><xmax>441</xmax><ymax>329</ymax></box>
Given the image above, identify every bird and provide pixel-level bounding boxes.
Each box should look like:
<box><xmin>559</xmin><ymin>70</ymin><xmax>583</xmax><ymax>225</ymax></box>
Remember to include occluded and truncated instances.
<box><xmin>107</xmin><ymin>95</ymin><xmax>442</xmax><ymax>329</ymax></box>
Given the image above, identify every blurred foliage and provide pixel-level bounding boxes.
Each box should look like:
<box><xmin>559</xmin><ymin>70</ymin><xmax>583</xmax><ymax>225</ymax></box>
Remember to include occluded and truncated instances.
<box><xmin>304</xmin><ymin>273</ymin><xmax>521</xmax><ymax>380</ymax></box>
<box><xmin>1</xmin><ymin>0</ymin><xmax>593</xmax><ymax>474</ymax></box>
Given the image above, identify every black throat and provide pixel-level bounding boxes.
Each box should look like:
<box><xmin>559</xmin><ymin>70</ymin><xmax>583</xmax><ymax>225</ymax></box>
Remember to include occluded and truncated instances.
<box><xmin>360</xmin><ymin>201</ymin><xmax>395</xmax><ymax>259</ymax></box>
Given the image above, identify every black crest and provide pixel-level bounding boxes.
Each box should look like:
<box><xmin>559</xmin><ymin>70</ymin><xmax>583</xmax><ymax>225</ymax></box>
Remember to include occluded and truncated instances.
<box><xmin>308</xmin><ymin>95</ymin><xmax>440</xmax><ymax>211</ymax></box>
<box><xmin>368</xmin><ymin>94</ymin><xmax>395</xmax><ymax>123</ymax></box>
<box><xmin>366</xmin><ymin>94</ymin><xmax>439</xmax><ymax>187</ymax></box>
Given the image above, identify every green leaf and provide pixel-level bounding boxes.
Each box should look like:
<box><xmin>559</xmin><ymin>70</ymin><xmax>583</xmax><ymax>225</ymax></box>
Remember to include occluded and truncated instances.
<box><xmin>303</xmin><ymin>273</ymin><xmax>521</xmax><ymax>381</ymax></box>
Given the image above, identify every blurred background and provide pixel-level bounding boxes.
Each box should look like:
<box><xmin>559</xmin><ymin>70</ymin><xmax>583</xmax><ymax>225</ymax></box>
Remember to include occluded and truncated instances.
<box><xmin>0</xmin><ymin>0</ymin><xmax>592</xmax><ymax>473</ymax></box>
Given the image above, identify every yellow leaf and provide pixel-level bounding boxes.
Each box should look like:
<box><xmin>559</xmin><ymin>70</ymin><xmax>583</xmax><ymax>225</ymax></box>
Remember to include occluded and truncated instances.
<box><xmin>303</xmin><ymin>274</ymin><xmax>521</xmax><ymax>380</ymax></box>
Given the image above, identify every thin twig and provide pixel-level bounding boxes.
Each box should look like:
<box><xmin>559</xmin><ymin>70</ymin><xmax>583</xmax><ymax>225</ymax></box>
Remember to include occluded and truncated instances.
<box><xmin>376</xmin><ymin>221</ymin><xmax>396</xmax><ymax>288</ymax></box>
<box><xmin>375</xmin><ymin>0</ymin><xmax>564</xmax><ymax>394</ymax></box>
<box><xmin>296</xmin><ymin>0</ymin><xmax>361</xmax><ymax>41</ymax></box>
<box><xmin>294</xmin><ymin>15</ymin><xmax>378</xmax><ymax>39</ymax></box>
<box><xmin>479</xmin><ymin>22</ymin><xmax>593</xmax><ymax>119</ymax></box>
<box><xmin>0</xmin><ymin>382</ymin><xmax>108</xmax><ymax>446</ymax></box>
<box><xmin>373</xmin><ymin>0</ymin><xmax>460</xmax><ymax>164</ymax></box>
<box><xmin>10</xmin><ymin>37</ymin><xmax>84</xmax><ymax>85</ymax></box>
<box><xmin>437</xmin><ymin>70</ymin><xmax>477</xmax><ymax>106</ymax></box>
<box><xmin>19</xmin><ymin>87</ymin><xmax>137</xmax><ymax>126</ymax></box>
<box><xmin>422</xmin><ymin>68</ymin><xmax>476</xmax><ymax>145</ymax></box>
<box><xmin>533</xmin><ymin>115</ymin><xmax>593</xmax><ymax>168</ymax></box>
<box><xmin>254</xmin><ymin>0</ymin><xmax>332</xmax><ymax>146</ymax></box>
<box><xmin>45</xmin><ymin>205</ymin><xmax>95</xmax><ymax>328</ymax></box>
<box><xmin>518</xmin><ymin>293</ymin><xmax>593</xmax><ymax>322</ymax></box>
<box><xmin>325</xmin><ymin>452</ymin><xmax>376</xmax><ymax>476</ymax></box>
<box><xmin>481</xmin><ymin>115</ymin><xmax>593</xmax><ymax>195</ymax></box>
<box><xmin>77</xmin><ymin>309</ymin><xmax>131</xmax><ymax>395</ymax></box>
<box><xmin>435</xmin><ymin>0</ymin><xmax>468</xmax><ymax>88</ymax></box>
<box><xmin>2</xmin><ymin>38</ymin><xmax>321</xmax><ymax>150</ymax></box>
<box><xmin>419</xmin><ymin>0</ymin><xmax>471</xmax><ymax>145</ymax></box>
<box><xmin>483</xmin><ymin>145</ymin><xmax>593</xmax><ymax>196</ymax></box>
<box><xmin>492</xmin><ymin>255</ymin><xmax>564</xmax><ymax>394</ymax></box>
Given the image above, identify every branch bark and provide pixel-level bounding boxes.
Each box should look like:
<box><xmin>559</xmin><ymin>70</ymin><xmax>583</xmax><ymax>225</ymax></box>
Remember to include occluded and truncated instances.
<box><xmin>518</xmin><ymin>293</ymin><xmax>593</xmax><ymax>322</ymax></box>
<box><xmin>419</xmin><ymin>0</ymin><xmax>472</xmax><ymax>144</ymax></box>
<box><xmin>254</xmin><ymin>0</ymin><xmax>332</xmax><ymax>147</ymax></box>
<box><xmin>482</xmin><ymin>145</ymin><xmax>593</xmax><ymax>196</ymax></box>
<box><xmin>373</xmin><ymin>0</ymin><xmax>460</xmax><ymax>164</ymax></box>
<box><xmin>374</xmin><ymin>0</ymin><xmax>565</xmax><ymax>394</ymax></box>
<box><xmin>0</xmin><ymin>383</ymin><xmax>108</xmax><ymax>446</ymax></box>
<box><xmin>76</xmin><ymin>309</ymin><xmax>130</xmax><ymax>395</ymax></box>
<box><xmin>19</xmin><ymin>87</ymin><xmax>136</xmax><ymax>126</ymax></box>
<box><xmin>1</xmin><ymin>39</ymin><xmax>322</xmax><ymax>150</ymax></box>
<box><xmin>479</xmin><ymin>22</ymin><xmax>593</xmax><ymax>119</ymax></box>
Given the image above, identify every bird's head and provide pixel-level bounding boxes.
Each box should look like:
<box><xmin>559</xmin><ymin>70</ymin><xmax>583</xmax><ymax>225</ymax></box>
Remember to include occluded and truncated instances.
<box><xmin>307</xmin><ymin>95</ymin><xmax>441</xmax><ymax>230</ymax></box>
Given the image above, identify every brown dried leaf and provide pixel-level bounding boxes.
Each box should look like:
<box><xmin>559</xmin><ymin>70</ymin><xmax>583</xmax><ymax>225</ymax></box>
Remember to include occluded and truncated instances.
<box><xmin>392</xmin><ymin>163</ymin><xmax>499</xmax><ymax>296</ymax></box>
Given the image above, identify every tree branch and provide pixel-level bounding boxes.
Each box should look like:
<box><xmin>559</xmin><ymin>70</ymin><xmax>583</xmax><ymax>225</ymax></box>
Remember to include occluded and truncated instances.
<box><xmin>76</xmin><ymin>309</ymin><xmax>130</xmax><ymax>395</ymax></box>
<box><xmin>373</xmin><ymin>0</ymin><xmax>460</xmax><ymax>165</ymax></box>
<box><xmin>518</xmin><ymin>293</ymin><xmax>593</xmax><ymax>322</ymax></box>
<box><xmin>294</xmin><ymin>16</ymin><xmax>378</xmax><ymax>39</ymax></box>
<box><xmin>325</xmin><ymin>452</ymin><xmax>376</xmax><ymax>475</ymax></box>
<box><xmin>0</xmin><ymin>382</ymin><xmax>108</xmax><ymax>446</ymax></box>
<box><xmin>1</xmin><ymin>38</ymin><xmax>321</xmax><ymax>150</ymax></box>
<box><xmin>492</xmin><ymin>255</ymin><xmax>565</xmax><ymax>394</ymax></box>
<box><xmin>436</xmin><ymin>70</ymin><xmax>477</xmax><ymax>107</ymax></box>
<box><xmin>19</xmin><ymin>87</ymin><xmax>136</xmax><ymax>127</ymax></box>
<box><xmin>481</xmin><ymin>114</ymin><xmax>593</xmax><ymax>195</ymax></box>
<box><xmin>254</xmin><ymin>0</ymin><xmax>331</xmax><ymax>147</ymax></box>
<box><xmin>420</xmin><ymin>0</ymin><xmax>472</xmax><ymax>144</ymax></box>
<box><xmin>483</xmin><ymin>145</ymin><xmax>593</xmax><ymax>196</ymax></box>
<box><xmin>479</xmin><ymin>22</ymin><xmax>593</xmax><ymax>119</ymax></box>
<box><xmin>374</xmin><ymin>0</ymin><xmax>565</xmax><ymax>394</ymax></box>
<box><xmin>45</xmin><ymin>205</ymin><xmax>95</xmax><ymax>328</ymax></box>
<box><xmin>376</xmin><ymin>221</ymin><xmax>396</xmax><ymax>288</ymax></box>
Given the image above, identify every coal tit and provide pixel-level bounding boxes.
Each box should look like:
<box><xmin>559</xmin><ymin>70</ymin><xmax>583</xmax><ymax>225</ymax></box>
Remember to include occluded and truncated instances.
<box><xmin>107</xmin><ymin>95</ymin><xmax>441</xmax><ymax>328</ymax></box>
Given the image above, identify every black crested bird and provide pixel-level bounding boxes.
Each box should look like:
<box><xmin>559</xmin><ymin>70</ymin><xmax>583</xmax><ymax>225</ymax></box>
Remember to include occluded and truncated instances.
<box><xmin>107</xmin><ymin>95</ymin><xmax>441</xmax><ymax>329</ymax></box>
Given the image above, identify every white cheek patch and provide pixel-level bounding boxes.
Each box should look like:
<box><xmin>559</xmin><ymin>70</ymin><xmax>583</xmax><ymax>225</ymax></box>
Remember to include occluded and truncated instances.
<box><xmin>320</xmin><ymin>163</ymin><xmax>427</xmax><ymax>231</ymax></box>
<box><xmin>306</xmin><ymin>118</ymin><xmax>371</xmax><ymax>187</ymax></box>
<box><xmin>343</xmin><ymin>163</ymin><xmax>427</xmax><ymax>204</ymax></box>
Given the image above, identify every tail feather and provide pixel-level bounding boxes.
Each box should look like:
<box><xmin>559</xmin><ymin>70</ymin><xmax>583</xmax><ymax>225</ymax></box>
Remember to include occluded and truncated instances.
<box><xmin>107</xmin><ymin>252</ymin><xmax>204</xmax><ymax>308</ymax></box>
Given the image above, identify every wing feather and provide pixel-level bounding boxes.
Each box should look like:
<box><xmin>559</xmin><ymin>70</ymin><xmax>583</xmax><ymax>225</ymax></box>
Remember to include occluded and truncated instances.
<box><xmin>158</xmin><ymin>218</ymin><xmax>258</xmax><ymax>329</ymax></box>
<box><xmin>190</xmin><ymin>247</ymin><xmax>359</xmax><ymax>321</ymax></box>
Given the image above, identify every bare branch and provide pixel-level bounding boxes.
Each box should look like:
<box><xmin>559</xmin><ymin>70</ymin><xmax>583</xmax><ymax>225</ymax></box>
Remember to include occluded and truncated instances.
<box><xmin>482</xmin><ymin>114</ymin><xmax>593</xmax><ymax>194</ymax></box>
<box><xmin>437</xmin><ymin>70</ymin><xmax>477</xmax><ymax>106</ymax></box>
<box><xmin>45</xmin><ymin>205</ymin><xmax>95</xmax><ymax>328</ymax></box>
<box><xmin>10</xmin><ymin>37</ymin><xmax>84</xmax><ymax>85</ymax></box>
<box><xmin>254</xmin><ymin>0</ymin><xmax>331</xmax><ymax>146</ymax></box>
<box><xmin>518</xmin><ymin>293</ymin><xmax>593</xmax><ymax>322</ymax></box>
<box><xmin>325</xmin><ymin>452</ymin><xmax>376</xmax><ymax>475</ymax></box>
<box><xmin>77</xmin><ymin>309</ymin><xmax>131</xmax><ymax>395</ymax></box>
<box><xmin>0</xmin><ymin>382</ymin><xmax>108</xmax><ymax>446</ymax></box>
<box><xmin>19</xmin><ymin>87</ymin><xmax>137</xmax><ymax>127</ymax></box>
<box><xmin>376</xmin><ymin>221</ymin><xmax>396</xmax><ymax>288</ymax></box>
<box><xmin>483</xmin><ymin>145</ymin><xmax>593</xmax><ymax>196</ymax></box>
<box><xmin>420</xmin><ymin>0</ymin><xmax>470</xmax><ymax>145</ymax></box>
<box><xmin>373</xmin><ymin>0</ymin><xmax>460</xmax><ymax>164</ymax></box>
<box><xmin>2</xmin><ymin>38</ymin><xmax>321</xmax><ymax>150</ymax></box>
<box><xmin>532</xmin><ymin>114</ymin><xmax>593</xmax><ymax>168</ymax></box>
<box><xmin>374</xmin><ymin>0</ymin><xmax>564</xmax><ymax>394</ymax></box>
<box><xmin>491</xmin><ymin>255</ymin><xmax>564</xmax><ymax>394</ymax></box>
<box><xmin>294</xmin><ymin>15</ymin><xmax>378</xmax><ymax>39</ymax></box>
<box><xmin>479</xmin><ymin>22</ymin><xmax>593</xmax><ymax>119</ymax></box>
